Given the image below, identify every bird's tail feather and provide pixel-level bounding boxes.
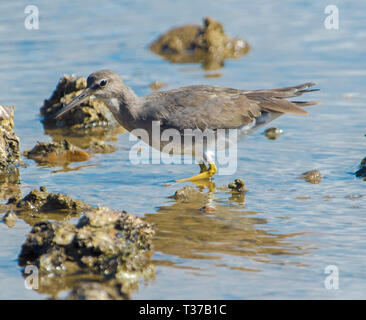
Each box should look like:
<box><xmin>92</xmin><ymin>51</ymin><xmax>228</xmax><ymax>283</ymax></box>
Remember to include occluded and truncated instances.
<box><xmin>247</xmin><ymin>82</ymin><xmax>321</xmax><ymax>115</ymax></box>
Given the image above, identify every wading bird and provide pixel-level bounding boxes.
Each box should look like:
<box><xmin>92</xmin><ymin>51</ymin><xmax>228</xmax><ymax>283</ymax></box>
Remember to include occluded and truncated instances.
<box><xmin>55</xmin><ymin>69</ymin><xmax>320</xmax><ymax>182</ymax></box>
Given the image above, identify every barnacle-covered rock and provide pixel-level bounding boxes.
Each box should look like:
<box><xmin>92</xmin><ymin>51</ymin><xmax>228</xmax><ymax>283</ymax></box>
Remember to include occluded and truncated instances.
<box><xmin>172</xmin><ymin>185</ymin><xmax>207</xmax><ymax>202</ymax></box>
<box><xmin>40</xmin><ymin>75</ymin><xmax>119</xmax><ymax>130</ymax></box>
<box><xmin>18</xmin><ymin>207</ymin><xmax>155</xmax><ymax>299</ymax></box>
<box><xmin>0</xmin><ymin>105</ymin><xmax>21</xmax><ymax>201</ymax></box>
<box><xmin>11</xmin><ymin>186</ymin><xmax>91</xmax><ymax>214</ymax></box>
<box><xmin>0</xmin><ymin>105</ymin><xmax>21</xmax><ymax>171</ymax></box>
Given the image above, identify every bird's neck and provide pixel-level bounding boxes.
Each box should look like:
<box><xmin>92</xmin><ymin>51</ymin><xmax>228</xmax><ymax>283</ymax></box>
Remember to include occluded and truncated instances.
<box><xmin>104</xmin><ymin>86</ymin><xmax>141</xmax><ymax>131</ymax></box>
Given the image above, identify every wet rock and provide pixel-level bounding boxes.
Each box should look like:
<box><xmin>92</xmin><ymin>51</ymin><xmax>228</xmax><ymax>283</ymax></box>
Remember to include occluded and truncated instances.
<box><xmin>150</xmin><ymin>17</ymin><xmax>250</xmax><ymax>70</ymax></box>
<box><xmin>0</xmin><ymin>105</ymin><xmax>21</xmax><ymax>171</ymax></box>
<box><xmin>149</xmin><ymin>81</ymin><xmax>166</xmax><ymax>91</ymax></box>
<box><xmin>40</xmin><ymin>75</ymin><xmax>118</xmax><ymax>130</ymax></box>
<box><xmin>300</xmin><ymin>170</ymin><xmax>322</xmax><ymax>184</ymax></box>
<box><xmin>264</xmin><ymin>127</ymin><xmax>283</xmax><ymax>140</ymax></box>
<box><xmin>18</xmin><ymin>207</ymin><xmax>155</xmax><ymax>299</ymax></box>
<box><xmin>355</xmin><ymin>156</ymin><xmax>366</xmax><ymax>180</ymax></box>
<box><xmin>12</xmin><ymin>186</ymin><xmax>91</xmax><ymax>214</ymax></box>
<box><xmin>0</xmin><ymin>106</ymin><xmax>21</xmax><ymax>201</ymax></box>
<box><xmin>2</xmin><ymin>210</ymin><xmax>17</xmax><ymax>227</ymax></box>
<box><xmin>24</xmin><ymin>140</ymin><xmax>89</xmax><ymax>166</ymax></box>
<box><xmin>228</xmin><ymin>178</ymin><xmax>247</xmax><ymax>193</ymax></box>
<box><xmin>172</xmin><ymin>186</ymin><xmax>207</xmax><ymax>202</ymax></box>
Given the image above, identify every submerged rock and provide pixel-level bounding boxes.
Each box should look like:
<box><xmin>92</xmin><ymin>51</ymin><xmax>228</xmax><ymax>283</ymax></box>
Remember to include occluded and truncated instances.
<box><xmin>264</xmin><ymin>127</ymin><xmax>283</xmax><ymax>140</ymax></box>
<box><xmin>18</xmin><ymin>207</ymin><xmax>155</xmax><ymax>299</ymax></box>
<box><xmin>150</xmin><ymin>17</ymin><xmax>250</xmax><ymax>70</ymax></box>
<box><xmin>40</xmin><ymin>74</ymin><xmax>118</xmax><ymax>130</ymax></box>
<box><xmin>300</xmin><ymin>170</ymin><xmax>322</xmax><ymax>184</ymax></box>
<box><xmin>24</xmin><ymin>140</ymin><xmax>89</xmax><ymax>166</ymax></box>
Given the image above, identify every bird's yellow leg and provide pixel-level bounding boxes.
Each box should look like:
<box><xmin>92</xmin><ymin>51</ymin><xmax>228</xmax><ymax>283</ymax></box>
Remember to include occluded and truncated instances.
<box><xmin>177</xmin><ymin>162</ymin><xmax>217</xmax><ymax>182</ymax></box>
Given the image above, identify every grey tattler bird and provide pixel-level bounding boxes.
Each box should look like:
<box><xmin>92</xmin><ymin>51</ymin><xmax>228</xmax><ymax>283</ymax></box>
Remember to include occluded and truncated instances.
<box><xmin>55</xmin><ymin>69</ymin><xmax>321</xmax><ymax>181</ymax></box>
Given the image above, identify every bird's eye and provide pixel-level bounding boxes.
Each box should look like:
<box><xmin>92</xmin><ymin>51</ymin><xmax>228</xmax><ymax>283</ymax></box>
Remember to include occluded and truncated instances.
<box><xmin>99</xmin><ymin>79</ymin><xmax>108</xmax><ymax>87</ymax></box>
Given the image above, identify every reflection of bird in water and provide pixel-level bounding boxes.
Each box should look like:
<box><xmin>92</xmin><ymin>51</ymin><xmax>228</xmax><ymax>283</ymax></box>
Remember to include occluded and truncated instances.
<box><xmin>56</xmin><ymin>69</ymin><xmax>320</xmax><ymax>182</ymax></box>
<box><xmin>145</xmin><ymin>185</ymin><xmax>306</xmax><ymax>267</ymax></box>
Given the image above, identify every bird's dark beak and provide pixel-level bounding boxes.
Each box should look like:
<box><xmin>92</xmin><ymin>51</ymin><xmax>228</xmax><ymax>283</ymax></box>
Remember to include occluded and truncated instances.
<box><xmin>54</xmin><ymin>88</ymin><xmax>92</xmax><ymax>119</ymax></box>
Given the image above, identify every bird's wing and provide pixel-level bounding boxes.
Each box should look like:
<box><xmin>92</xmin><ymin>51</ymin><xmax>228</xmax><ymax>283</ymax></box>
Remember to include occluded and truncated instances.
<box><xmin>141</xmin><ymin>83</ymin><xmax>320</xmax><ymax>131</ymax></box>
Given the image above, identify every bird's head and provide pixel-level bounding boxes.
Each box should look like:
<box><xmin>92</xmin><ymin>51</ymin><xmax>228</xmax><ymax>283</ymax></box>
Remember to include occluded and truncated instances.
<box><xmin>54</xmin><ymin>69</ymin><xmax>125</xmax><ymax>119</ymax></box>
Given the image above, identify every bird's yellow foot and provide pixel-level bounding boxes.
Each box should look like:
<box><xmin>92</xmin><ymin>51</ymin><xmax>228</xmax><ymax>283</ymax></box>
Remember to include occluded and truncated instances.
<box><xmin>177</xmin><ymin>163</ymin><xmax>217</xmax><ymax>182</ymax></box>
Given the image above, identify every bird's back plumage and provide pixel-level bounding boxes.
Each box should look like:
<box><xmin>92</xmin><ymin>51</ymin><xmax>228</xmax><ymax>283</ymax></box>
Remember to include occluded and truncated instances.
<box><xmin>140</xmin><ymin>82</ymin><xmax>320</xmax><ymax>132</ymax></box>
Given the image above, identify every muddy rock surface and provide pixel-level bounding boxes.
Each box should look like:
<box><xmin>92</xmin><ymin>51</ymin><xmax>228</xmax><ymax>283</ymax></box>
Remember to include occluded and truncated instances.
<box><xmin>150</xmin><ymin>17</ymin><xmax>250</xmax><ymax>70</ymax></box>
<box><xmin>41</xmin><ymin>75</ymin><xmax>119</xmax><ymax>130</ymax></box>
<box><xmin>24</xmin><ymin>140</ymin><xmax>90</xmax><ymax>166</ymax></box>
<box><xmin>18</xmin><ymin>207</ymin><xmax>155</xmax><ymax>299</ymax></box>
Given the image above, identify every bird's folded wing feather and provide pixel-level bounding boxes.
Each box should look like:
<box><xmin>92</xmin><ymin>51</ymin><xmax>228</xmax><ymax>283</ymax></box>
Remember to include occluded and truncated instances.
<box><xmin>141</xmin><ymin>83</ymin><xmax>319</xmax><ymax>131</ymax></box>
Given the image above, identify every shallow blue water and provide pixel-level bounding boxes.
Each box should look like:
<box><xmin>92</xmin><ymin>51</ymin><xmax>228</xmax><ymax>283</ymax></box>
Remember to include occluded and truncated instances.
<box><xmin>0</xmin><ymin>0</ymin><xmax>365</xmax><ymax>299</ymax></box>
